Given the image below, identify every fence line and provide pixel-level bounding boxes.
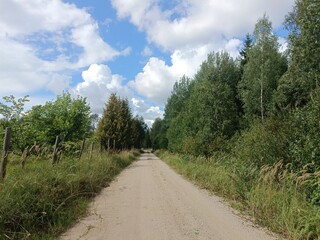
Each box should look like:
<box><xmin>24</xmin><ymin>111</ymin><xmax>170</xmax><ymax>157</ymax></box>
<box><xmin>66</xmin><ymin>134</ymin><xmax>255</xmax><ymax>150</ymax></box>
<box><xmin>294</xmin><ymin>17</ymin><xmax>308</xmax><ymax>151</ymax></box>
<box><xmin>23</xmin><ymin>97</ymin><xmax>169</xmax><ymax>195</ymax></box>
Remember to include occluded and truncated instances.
<box><xmin>0</xmin><ymin>127</ymin><xmax>135</xmax><ymax>180</ymax></box>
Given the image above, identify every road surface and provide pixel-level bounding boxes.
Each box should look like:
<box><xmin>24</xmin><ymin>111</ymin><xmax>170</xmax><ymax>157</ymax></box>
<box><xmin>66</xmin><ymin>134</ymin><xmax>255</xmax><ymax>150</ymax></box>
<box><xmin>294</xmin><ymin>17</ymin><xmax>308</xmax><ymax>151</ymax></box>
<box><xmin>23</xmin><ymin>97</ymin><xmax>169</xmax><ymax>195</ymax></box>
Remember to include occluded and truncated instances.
<box><xmin>61</xmin><ymin>153</ymin><xmax>277</xmax><ymax>240</ymax></box>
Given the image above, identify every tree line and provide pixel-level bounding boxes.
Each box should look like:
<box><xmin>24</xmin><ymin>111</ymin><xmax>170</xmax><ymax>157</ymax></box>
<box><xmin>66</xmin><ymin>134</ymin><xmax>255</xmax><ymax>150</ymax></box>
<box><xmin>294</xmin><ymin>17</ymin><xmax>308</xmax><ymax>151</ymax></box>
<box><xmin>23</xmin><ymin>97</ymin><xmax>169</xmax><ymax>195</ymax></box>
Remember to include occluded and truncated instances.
<box><xmin>0</xmin><ymin>92</ymin><xmax>149</xmax><ymax>154</ymax></box>
<box><xmin>150</xmin><ymin>0</ymin><xmax>320</xmax><ymax>173</ymax></box>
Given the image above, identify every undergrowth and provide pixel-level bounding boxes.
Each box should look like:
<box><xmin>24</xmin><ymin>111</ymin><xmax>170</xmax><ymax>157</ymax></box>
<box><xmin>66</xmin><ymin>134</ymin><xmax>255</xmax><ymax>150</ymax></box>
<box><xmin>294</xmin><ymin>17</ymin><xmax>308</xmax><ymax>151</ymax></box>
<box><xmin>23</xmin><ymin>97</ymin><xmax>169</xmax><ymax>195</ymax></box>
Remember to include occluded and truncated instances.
<box><xmin>157</xmin><ymin>150</ymin><xmax>320</xmax><ymax>240</ymax></box>
<box><xmin>0</xmin><ymin>150</ymin><xmax>139</xmax><ymax>239</ymax></box>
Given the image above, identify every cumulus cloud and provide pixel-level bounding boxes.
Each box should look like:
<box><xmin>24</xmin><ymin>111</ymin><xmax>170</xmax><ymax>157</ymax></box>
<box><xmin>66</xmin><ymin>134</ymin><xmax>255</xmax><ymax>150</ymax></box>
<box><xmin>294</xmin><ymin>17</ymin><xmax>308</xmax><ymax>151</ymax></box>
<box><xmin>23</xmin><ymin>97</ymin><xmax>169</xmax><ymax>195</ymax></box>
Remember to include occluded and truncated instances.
<box><xmin>0</xmin><ymin>0</ymin><xmax>125</xmax><ymax>96</ymax></box>
<box><xmin>131</xmin><ymin>98</ymin><xmax>164</xmax><ymax>126</ymax></box>
<box><xmin>112</xmin><ymin>0</ymin><xmax>294</xmax><ymax>51</ymax></box>
<box><xmin>117</xmin><ymin>0</ymin><xmax>293</xmax><ymax>106</ymax></box>
<box><xmin>130</xmin><ymin>43</ymin><xmax>222</xmax><ymax>106</ymax></box>
<box><xmin>71</xmin><ymin>64</ymin><xmax>163</xmax><ymax>124</ymax></box>
<box><xmin>0</xmin><ymin>36</ymin><xmax>47</xmax><ymax>96</ymax></box>
<box><xmin>72</xmin><ymin>64</ymin><xmax>131</xmax><ymax>113</ymax></box>
<box><xmin>70</xmin><ymin>23</ymin><xmax>120</xmax><ymax>68</ymax></box>
<box><xmin>130</xmin><ymin>57</ymin><xmax>175</xmax><ymax>105</ymax></box>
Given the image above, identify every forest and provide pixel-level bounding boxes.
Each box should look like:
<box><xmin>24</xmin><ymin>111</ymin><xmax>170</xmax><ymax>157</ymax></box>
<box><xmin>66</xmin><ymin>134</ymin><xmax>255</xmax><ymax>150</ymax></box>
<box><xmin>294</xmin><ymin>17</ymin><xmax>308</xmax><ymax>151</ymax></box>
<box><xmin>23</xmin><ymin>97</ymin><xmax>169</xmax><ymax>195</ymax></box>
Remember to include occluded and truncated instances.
<box><xmin>0</xmin><ymin>92</ymin><xmax>148</xmax><ymax>155</ymax></box>
<box><xmin>150</xmin><ymin>1</ymin><xmax>320</xmax><ymax>239</ymax></box>
<box><xmin>151</xmin><ymin>0</ymin><xmax>319</xmax><ymax>186</ymax></box>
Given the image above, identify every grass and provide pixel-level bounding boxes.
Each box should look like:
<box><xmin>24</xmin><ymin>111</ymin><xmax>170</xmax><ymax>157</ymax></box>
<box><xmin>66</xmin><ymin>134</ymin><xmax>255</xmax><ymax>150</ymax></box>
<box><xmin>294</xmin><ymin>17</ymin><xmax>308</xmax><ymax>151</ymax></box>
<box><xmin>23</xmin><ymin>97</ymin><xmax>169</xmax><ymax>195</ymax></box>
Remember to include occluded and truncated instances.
<box><xmin>0</xmin><ymin>150</ymin><xmax>139</xmax><ymax>239</ymax></box>
<box><xmin>157</xmin><ymin>150</ymin><xmax>320</xmax><ymax>240</ymax></box>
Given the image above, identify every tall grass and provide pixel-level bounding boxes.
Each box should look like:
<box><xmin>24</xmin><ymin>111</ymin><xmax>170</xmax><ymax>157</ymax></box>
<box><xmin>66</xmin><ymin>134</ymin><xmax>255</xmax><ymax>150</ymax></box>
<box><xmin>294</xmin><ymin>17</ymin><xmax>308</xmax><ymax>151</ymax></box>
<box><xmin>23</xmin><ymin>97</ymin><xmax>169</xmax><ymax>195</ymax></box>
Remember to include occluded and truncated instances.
<box><xmin>0</xmin><ymin>150</ymin><xmax>139</xmax><ymax>239</ymax></box>
<box><xmin>157</xmin><ymin>151</ymin><xmax>320</xmax><ymax>240</ymax></box>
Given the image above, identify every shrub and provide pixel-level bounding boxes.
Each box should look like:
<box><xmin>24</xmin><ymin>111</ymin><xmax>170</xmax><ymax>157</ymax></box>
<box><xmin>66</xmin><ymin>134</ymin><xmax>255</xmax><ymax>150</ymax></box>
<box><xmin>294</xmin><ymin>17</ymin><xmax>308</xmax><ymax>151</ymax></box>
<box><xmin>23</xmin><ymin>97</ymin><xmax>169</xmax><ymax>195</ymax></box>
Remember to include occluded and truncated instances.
<box><xmin>234</xmin><ymin>117</ymin><xmax>290</xmax><ymax>167</ymax></box>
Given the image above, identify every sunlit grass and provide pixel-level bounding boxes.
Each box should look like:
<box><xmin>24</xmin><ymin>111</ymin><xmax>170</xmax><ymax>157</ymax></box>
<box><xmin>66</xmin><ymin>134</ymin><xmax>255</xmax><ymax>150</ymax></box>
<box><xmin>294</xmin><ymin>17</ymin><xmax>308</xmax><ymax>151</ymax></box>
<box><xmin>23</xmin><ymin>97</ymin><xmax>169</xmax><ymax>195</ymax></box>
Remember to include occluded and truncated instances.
<box><xmin>0</xmin><ymin>150</ymin><xmax>139</xmax><ymax>239</ymax></box>
<box><xmin>157</xmin><ymin>150</ymin><xmax>320</xmax><ymax>240</ymax></box>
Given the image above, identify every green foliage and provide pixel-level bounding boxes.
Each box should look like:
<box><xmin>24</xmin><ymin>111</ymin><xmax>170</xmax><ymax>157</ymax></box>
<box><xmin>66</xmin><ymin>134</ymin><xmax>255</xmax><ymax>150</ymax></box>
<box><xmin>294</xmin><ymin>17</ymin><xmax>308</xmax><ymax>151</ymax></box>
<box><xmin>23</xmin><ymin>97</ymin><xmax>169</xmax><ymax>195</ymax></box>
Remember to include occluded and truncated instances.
<box><xmin>287</xmin><ymin>89</ymin><xmax>320</xmax><ymax>172</ymax></box>
<box><xmin>150</xmin><ymin>118</ymin><xmax>168</xmax><ymax>149</ymax></box>
<box><xmin>165</xmin><ymin>52</ymin><xmax>241</xmax><ymax>155</ymax></box>
<box><xmin>26</xmin><ymin>92</ymin><xmax>91</xmax><ymax>145</ymax></box>
<box><xmin>0</xmin><ymin>95</ymin><xmax>30</xmax><ymax>152</ymax></box>
<box><xmin>276</xmin><ymin>0</ymin><xmax>320</xmax><ymax>109</ymax></box>
<box><xmin>131</xmin><ymin>116</ymin><xmax>148</xmax><ymax>149</ymax></box>
<box><xmin>234</xmin><ymin>118</ymin><xmax>290</xmax><ymax>167</ymax></box>
<box><xmin>238</xmin><ymin>15</ymin><xmax>287</xmax><ymax>123</ymax></box>
<box><xmin>151</xmin><ymin>6</ymin><xmax>320</xmax><ymax>240</ymax></box>
<box><xmin>0</xmin><ymin>151</ymin><xmax>137</xmax><ymax>239</ymax></box>
<box><xmin>239</xmin><ymin>33</ymin><xmax>253</xmax><ymax>75</ymax></box>
<box><xmin>165</xmin><ymin>75</ymin><xmax>193</xmax><ymax>122</ymax></box>
<box><xmin>97</xmin><ymin>93</ymin><xmax>147</xmax><ymax>150</ymax></box>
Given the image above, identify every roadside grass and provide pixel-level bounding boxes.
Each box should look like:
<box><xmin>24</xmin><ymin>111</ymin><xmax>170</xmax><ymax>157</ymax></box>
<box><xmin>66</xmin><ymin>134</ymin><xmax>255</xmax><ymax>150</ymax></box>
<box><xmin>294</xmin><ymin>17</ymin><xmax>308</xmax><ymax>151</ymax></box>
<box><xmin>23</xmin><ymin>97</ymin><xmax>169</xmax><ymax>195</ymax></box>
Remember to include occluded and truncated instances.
<box><xmin>0</xmin><ymin>150</ymin><xmax>139</xmax><ymax>240</ymax></box>
<box><xmin>157</xmin><ymin>150</ymin><xmax>320</xmax><ymax>240</ymax></box>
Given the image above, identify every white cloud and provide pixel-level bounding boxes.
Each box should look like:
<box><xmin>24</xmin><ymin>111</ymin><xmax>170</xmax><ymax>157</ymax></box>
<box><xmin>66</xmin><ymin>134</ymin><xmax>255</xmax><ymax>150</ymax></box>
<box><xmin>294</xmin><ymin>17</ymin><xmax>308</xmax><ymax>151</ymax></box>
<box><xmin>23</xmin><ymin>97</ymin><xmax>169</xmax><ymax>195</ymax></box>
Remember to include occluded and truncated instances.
<box><xmin>71</xmin><ymin>64</ymin><xmax>163</xmax><ymax>125</ymax></box>
<box><xmin>223</xmin><ymin>38</ymin><xmax>242</xmax><ymax>58</ymax></box>
<box><xmin>46</xmin><ymin>74</ymin><xmax>71</xmax><ymax>94</ymax></box>
<box><xmin>142</xmin><ymin>46</ymin><xmax>153</xmax><ymax>56</ymax></box>
<box><xmin>116</xmin><ymin>0</ymin><xmax>294</xmax><ymax>106</ymax></box>
<box><xmin>130</xmin><ymin>43</ymin><xmax>219</xmax><ymax>106</ymax></box>
<box><xmin>0</xmin><ymin>36</ymin><xmax>48</xmax><ymax>96</ymax></box>
<box><xmin>0</xmin><ymin>0</ymin><xmax>90</xmax><ymax>37</ymax></box>
<box><xmin>0</xmin><ymin>0</ymin><xmax>125</xmax><ymax>96</ymax></box>
<box><xmin>72</xmin><ymin>64</ymin><xmax>131</xmax><ymax>113</ymax></box>
<box><xmin>130</xmin><ymin>57</ymin><xmax>175</xmax><ymax>105</ymax></box>
<box><xmin>70</xmin><ymin>23</ymin><xmax>120</xmax><ymax>68</ymax></box>
<box><xmin>112</xmin><ymin>0</ymin><xmax>294</xmax><ymax>51</ymax></box>
<box><xmin>131</xmin><ymin>98</ymin><xmax>164</xmax><ymax>126</ymax></box>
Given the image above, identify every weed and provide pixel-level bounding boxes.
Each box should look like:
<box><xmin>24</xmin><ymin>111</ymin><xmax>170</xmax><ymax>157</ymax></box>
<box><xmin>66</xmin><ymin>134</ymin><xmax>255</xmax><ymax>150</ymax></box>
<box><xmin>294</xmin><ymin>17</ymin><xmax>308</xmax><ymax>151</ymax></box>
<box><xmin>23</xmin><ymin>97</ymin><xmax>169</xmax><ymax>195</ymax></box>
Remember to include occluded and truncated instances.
<box><xmin>0</xmin><ymin>150</ymin><xmax>138</xmax><ymax>239</ymax></box>
<box><xmin>158</xmin><ymin>151</ymin><xmax>320</xmax><ymax>240</ymax></box>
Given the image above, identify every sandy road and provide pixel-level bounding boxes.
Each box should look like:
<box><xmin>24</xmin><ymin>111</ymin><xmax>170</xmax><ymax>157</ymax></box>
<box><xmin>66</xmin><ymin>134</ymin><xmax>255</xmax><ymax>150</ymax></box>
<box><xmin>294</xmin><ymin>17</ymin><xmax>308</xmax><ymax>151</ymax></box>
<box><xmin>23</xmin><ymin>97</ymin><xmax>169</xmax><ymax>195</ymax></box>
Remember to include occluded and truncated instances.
<box><xmin>61</xmin><ymin>153</ymin><xmax>277</xmax><ymax>240</ymax></box>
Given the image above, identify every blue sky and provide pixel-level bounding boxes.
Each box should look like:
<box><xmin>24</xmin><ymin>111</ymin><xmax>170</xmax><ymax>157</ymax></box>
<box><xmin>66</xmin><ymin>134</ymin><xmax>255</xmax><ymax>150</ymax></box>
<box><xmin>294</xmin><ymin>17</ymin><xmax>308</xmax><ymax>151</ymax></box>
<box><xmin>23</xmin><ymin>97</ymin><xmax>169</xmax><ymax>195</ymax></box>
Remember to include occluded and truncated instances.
<box><xmin>0</xmin><ymin>0</ymin><xmax>294</xmax><ymax>125</ymax></box>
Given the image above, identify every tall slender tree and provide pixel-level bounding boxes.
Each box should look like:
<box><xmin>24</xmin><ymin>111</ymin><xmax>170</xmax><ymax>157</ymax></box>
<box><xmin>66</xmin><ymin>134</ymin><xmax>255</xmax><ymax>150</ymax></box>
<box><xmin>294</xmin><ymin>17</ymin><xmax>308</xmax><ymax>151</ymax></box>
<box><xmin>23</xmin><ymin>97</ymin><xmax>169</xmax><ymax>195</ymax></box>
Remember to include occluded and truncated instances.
<box><xmin>97</xmin><ymin>93</ymin><xmax>121</xmax><ymax>150</ymax></box>
<box><xmin>238</xmin><ymin>15</ymin><xmax>287</xmax><ymax>123</ymax></box>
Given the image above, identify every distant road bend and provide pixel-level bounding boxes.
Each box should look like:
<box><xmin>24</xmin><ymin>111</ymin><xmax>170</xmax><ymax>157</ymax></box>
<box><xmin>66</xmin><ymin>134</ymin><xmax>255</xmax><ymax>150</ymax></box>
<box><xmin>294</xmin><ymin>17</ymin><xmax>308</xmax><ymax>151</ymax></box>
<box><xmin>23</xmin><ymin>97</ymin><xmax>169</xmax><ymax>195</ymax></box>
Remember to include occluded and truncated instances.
<box><xmin>61</xmin><ymin>153</ymin><xmax>276</xmax><ymax>240</ymax></box>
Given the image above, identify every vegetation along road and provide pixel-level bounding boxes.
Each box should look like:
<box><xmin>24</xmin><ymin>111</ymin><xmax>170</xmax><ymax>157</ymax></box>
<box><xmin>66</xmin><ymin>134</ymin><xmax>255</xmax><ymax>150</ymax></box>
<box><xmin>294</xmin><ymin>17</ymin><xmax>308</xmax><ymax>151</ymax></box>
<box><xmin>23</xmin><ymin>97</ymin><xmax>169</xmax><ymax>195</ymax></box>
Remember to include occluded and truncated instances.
<box><xmin>61</xmin><ymin>153</ymin><xmax>276</xmax><ymax>240</ymax></box>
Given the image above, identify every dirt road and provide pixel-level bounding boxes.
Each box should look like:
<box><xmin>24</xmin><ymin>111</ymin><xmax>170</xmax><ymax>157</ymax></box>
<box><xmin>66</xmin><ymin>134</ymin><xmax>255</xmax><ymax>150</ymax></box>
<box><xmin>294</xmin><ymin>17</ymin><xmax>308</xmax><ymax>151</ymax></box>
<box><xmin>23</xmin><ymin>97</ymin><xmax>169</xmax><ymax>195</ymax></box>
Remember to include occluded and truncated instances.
<box><xmin>61</xmin><ymin>153</ymin><xmax>276</xmax><ymax>240</ymax></box>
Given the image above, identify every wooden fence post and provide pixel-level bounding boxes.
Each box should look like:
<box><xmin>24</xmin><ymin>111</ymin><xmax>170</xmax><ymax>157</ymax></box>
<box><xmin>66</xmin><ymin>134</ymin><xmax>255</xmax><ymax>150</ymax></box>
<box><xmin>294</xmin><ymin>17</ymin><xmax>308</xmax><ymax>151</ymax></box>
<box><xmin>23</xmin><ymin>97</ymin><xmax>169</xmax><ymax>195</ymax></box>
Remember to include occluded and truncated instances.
<box><xmin>88</xmin><ymin>142</ymin><xmax>94</xmax><ymax>161</ymax></box>
<box><xmin>52</xmin><ymin>135</ymin><xmax>60</xmax><ymax>165</ymax></box>
<box><xmin>79</xmin><ymin>138</ymin><xmax>86</xmax><ymax>160</ymax></box>
<box><xmin>1</xmin><ymin>127</ymin><xmax>11</xmax><ymax>179</ymax></box>
<box><xmin>21</xmin><ymin>147</ymin><xmax>29</xmax><ymax>169</ymax></box>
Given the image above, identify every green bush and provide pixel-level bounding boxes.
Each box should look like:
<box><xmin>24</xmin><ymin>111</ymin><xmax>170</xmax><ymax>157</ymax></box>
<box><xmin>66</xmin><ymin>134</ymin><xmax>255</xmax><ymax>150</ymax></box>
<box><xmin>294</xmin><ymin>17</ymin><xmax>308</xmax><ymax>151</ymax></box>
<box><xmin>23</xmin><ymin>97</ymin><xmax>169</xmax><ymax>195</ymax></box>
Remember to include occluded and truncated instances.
<box><xmin>288</xmin><ymin>90</ymin><xmax>320</xmax><ymax>172</ymax></box>
<box><xmin>234</xmin><ymin>117</ymin><xmax>290</xmax><ymax>167</ymax></box>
